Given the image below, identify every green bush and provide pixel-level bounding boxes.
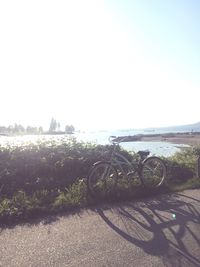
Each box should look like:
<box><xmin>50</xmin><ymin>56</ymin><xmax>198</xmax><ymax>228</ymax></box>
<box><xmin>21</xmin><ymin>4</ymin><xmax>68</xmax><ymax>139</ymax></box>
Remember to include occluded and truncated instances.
<box><xmin>165</xmin><ymin>147</ymin><xmax>198</xmax><ymax>185</ymax></box>
<box><xmin>0</xmin><ymin>139</ymin><xmax>199</xmax><ymax>198</ymax></box>
<box><xmin>0</xmin><ymin>138</ymin><xmax>200</xmax><ymax>224</ymax></box>
<box><xmin>0</xmin><ymin>138</ymin><xmax>129</xmax><ymax>197</ymax></box>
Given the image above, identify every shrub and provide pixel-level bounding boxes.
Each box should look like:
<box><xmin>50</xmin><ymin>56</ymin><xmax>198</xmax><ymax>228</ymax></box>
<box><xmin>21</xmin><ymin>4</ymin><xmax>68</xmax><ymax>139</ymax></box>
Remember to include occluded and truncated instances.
<box><xmin>0</xmin><ymin>138</ymin><xmax>127</xmax><ymax>197</ymax></box>
<box><xmin>165</xmin><ymin>147</ymin><xmax>198</xmax><ymax>185</ymax></box>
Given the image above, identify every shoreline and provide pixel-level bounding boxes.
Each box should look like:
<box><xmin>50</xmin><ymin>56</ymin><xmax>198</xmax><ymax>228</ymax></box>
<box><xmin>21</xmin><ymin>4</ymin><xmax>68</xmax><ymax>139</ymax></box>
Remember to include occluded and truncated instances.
<box><xmin>1</xmin><ymin>132</ymin><xmax>200</xmax><ymax>147</ymax></box>
<box><xmin>140</xmin><ymin>132</ymin><xmax>200</xmax><ymax>146</ymax></box>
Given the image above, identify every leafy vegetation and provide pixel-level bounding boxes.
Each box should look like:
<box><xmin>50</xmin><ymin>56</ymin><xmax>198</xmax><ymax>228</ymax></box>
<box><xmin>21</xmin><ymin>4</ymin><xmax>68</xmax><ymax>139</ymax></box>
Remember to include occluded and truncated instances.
<box><xmin>0</xmin><ymin>138</ymin><xmax>199</xmax><ymax>225</ymax></box>
<box><xmin>165</xmin><ymin>147</ymin><xmax>200</xmax><ymax>185</ymax></box>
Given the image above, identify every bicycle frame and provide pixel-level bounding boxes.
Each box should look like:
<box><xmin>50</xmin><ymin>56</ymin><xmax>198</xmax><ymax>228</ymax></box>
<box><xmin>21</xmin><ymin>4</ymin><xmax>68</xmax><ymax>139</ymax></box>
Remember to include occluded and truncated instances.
<box><xmin>109</xmin><ymin>142</ymin><xmax>143</xmax><ymax>178</ymax></box>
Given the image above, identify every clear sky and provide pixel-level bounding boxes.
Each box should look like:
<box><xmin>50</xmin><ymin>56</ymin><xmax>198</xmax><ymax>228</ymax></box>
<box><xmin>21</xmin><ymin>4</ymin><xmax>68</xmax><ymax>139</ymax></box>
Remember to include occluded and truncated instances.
<box><xmin>0</xmin><ymin>0</ymin><xmax>199</xmax><ymax>131</ymax></box>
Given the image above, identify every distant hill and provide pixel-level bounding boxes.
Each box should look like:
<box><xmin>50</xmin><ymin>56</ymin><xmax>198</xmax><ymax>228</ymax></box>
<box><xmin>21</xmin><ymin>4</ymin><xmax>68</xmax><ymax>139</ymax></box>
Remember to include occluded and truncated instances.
<box><xmin>144</xmin><ymin>122</ymin><xmax>200</xmax><ymax>133</ymax></box>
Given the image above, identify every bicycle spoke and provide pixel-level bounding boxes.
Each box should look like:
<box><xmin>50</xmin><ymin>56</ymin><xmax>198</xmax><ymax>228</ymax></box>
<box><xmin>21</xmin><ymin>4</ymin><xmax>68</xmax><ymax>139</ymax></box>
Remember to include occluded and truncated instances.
<box><xmin>87</xmin><ymin>162</ymin><xmax>117</xmax><ymax>199</ymax></box>
<box><xmin>141</xmin><ymin>157</ymin><xmax>166</xmax><ymax>187</ymax></box>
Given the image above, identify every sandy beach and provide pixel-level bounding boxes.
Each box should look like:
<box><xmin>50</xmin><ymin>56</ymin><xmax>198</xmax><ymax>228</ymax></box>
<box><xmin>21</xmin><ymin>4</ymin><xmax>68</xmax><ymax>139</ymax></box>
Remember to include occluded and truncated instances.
<box><xmin>141</xmin><ymin>132</ymin><xmax>200</xmax><ymax>146</ymax></box>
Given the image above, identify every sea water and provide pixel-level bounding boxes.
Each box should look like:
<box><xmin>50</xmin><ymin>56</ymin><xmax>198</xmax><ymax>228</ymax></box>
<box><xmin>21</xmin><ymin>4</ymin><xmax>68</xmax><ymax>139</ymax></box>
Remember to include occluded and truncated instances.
<box><xmin>0</xmin><ymin>129</ymin><xmax>189</xmax><ymax>157</ymax></box>
<box><xmin>74</xmin><ymin>130</ymin><xmax>188</xmax><ymax>157</ymax></box>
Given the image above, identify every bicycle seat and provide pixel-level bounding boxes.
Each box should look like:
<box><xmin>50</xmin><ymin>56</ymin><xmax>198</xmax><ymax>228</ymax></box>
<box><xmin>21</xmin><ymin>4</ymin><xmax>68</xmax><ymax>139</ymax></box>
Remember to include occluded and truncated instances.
<box><xmin>137</xmin><ymin>150</ymin><xmax>150</xmax><ymax>157</ymax></box>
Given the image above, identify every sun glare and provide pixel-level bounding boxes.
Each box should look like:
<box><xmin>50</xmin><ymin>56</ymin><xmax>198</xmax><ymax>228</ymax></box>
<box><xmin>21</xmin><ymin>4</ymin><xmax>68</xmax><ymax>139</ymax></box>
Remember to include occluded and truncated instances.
<box><xmin>0</xmin><ymin>0</ymin><xmax>199</xmax><ymax>130</ymax></box>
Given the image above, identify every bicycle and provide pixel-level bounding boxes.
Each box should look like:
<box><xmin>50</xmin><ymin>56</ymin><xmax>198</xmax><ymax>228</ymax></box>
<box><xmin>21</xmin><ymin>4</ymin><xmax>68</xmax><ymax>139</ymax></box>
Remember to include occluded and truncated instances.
<box><xmin>87</xmin><ymin>135</ymin><xmax>167</xmax><ymax>199</ymax></box>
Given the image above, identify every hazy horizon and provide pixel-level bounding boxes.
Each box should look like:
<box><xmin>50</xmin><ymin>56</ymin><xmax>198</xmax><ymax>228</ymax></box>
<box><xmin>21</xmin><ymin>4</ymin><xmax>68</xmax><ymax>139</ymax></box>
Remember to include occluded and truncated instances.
<box><xmin>0</xmin><ymin>119</ymin><xmax>199</xmax><ymax>133</ymax></box>
<box><xmin>0</xmin><ymin>0</ymin><xmax>199</xmax><ymax>131</ymax></box>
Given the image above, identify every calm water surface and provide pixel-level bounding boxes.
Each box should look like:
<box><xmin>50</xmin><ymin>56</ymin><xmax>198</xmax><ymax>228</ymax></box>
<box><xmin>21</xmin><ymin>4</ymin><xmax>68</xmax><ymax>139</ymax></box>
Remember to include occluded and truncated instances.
<box><xmin>75</xmin><ymin>131</ymin><xmax>188</xmax><ymax>157</ymax></box>
<box><xmin>0</xmin><ymin>130</ymin><xmax>189</xmax><ymax>157</ymax></box>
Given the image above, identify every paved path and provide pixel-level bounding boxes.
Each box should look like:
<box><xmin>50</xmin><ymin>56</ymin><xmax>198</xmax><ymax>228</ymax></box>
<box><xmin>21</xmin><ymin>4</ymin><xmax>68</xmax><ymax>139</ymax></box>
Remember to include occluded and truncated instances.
<box><xmin>0</xmin><ymin>189</ymin><xmax>200</xmax><ymax>267</ymax></box>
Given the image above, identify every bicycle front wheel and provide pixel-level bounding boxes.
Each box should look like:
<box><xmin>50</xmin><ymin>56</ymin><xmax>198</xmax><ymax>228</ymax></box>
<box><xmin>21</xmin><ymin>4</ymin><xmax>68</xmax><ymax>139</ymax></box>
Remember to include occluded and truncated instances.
<box><xmin>141</xmin><ymin>157</ymin><xmax>166</xmax><ymax>187</ymax></box>
<box><xmin>87</xmin><ymin>161</ymin><xmax>118</xmax><ymax>199</ymax></box>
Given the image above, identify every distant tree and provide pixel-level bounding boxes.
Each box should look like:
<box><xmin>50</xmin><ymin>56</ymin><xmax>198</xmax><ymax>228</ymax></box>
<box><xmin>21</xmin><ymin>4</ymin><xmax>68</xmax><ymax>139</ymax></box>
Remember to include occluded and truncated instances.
<box><xmin>26</xmin><ymin>126</ymin><xmax>35</xmax><ymax>134</ymax></box>
<box><xmin>26</xmin><ymin>126</ymin><xmax>32</xmax><ymax>134</ymax></box>
<box><xmin>0</xmin><ymin>126</ymin><xmax>7</xmax><ymax>133</ymax></box>
<box><xmin>57</xmin><ymin>122</ymin><xmax>61</xmax><ymax>131</ymax></box>
<box><xmin>14</xmin><ymin>123</ymin><xmax>25</xmax><ymax>133</ymax></box>
<box><xmin>65</xmin><ymin>125</ymin><xmax>75</xmax><ymax>134</ymax></box>
<box><xmin>0</xmin><ymin>123</ymin><xmax>44</xmax><ymax>135</ymax></box>
<box><xmin>38</xmin><ymin>126</ymin><xmax>43</xmax><ymax>134</ymax></box>
<box><xmin>18</xmin><ymin>124</ymin><xmax>25</xmax><ymax>133</ymax></box>
<box><xmin>14</xmin><ymin>123</ymin><xmax>19</xmax><ymax>133</ymax></box>
<box><xmin>49</xmin><ymin>118</ymin><xmax>57</xmax><ymax>132</ymax></box>
<box><xmin>7</xmin><ymin>125</ymin><xmax>14</xmax><ymax>133</ymax></box>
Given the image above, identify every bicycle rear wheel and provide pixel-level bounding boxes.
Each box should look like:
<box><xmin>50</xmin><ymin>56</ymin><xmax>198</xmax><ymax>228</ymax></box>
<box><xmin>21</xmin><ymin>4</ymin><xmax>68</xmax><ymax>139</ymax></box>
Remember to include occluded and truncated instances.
<box><xmin>87</xmin><ymin>161</ymin><xmax>118</xmax><ymax>199</ymax></box>
<box><xmin>141</xmin><ymin>157</ymin><xmax>166</xmax><ymax>187</ymax></box>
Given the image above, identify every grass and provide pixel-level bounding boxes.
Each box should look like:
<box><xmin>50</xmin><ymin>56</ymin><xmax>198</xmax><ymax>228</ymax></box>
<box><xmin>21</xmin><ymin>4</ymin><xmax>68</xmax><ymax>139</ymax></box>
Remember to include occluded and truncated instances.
<box><xmin>0</xmin><ymin>138</ymin><xmax>200</xmax><ymax>225</ymax></box>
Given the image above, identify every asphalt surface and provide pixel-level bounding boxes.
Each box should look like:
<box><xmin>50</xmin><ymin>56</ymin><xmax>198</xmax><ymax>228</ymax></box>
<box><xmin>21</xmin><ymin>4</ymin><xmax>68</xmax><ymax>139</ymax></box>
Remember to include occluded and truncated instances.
<box><xmin>0</xmin><ymin>189</ymin><xmax>200</xmax><ymax>267</ymax></box>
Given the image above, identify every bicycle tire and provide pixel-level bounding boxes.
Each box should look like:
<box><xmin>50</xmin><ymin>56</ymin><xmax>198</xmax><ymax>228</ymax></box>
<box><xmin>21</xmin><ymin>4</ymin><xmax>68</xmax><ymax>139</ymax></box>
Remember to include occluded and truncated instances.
<box><xmin>87</xmin><ymin>161</ymin><xmax>118</xmax><ymax>199</ymax></box>
<box><xmin>140</xmin><ymin>156</ymin><xmax>166</xmax><ymax>187</ymax></box>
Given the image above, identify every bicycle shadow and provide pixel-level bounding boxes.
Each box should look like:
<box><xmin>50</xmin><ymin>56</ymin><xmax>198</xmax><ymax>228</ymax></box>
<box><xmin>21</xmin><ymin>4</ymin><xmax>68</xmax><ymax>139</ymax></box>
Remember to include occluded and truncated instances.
<box><xmin>95</xmin><ymin>193</ymin><xmax>200</xmax><ymax>267</ymax></box>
